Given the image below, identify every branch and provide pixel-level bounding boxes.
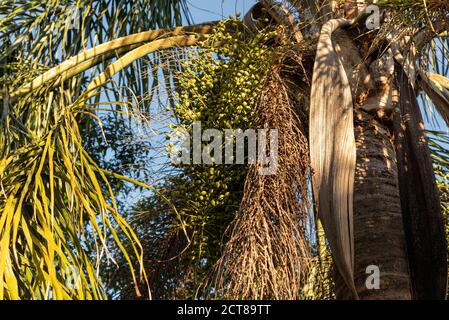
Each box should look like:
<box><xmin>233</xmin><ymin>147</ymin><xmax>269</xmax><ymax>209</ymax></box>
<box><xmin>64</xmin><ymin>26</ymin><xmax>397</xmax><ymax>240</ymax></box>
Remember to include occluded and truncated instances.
<box><xmin>9</xmin><ymin>23</ymin><xmax>218</xmax><ymax>101</ymax></box>
<box><xmin>80</xmin><ymin>35</ymin><xmax>207</xmax><ymax>101</ymax></box>
<box><xmin>414</xmin><ymin>19</ymin><xmax>449</xmax><ymax>53</ymax></box>
<box><xmin>260</xmin><ymin>0</ymin><xmax>303</xmax><ymax>42</ymax></box>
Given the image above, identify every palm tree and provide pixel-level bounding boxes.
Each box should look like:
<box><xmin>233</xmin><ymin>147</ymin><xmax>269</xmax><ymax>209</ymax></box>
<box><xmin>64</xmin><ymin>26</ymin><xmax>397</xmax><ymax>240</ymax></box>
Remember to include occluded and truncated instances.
<box><xmin>1</xmin><ymin>0</ymin><xmax>448</xmax><ymax>300</ymax></box>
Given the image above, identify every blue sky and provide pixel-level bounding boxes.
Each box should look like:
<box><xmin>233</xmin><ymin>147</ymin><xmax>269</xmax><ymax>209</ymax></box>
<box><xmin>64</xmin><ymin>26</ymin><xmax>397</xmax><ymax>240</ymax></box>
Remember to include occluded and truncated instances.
<box><xmin>187</xmin><ymin>0</ymin><xmax>255</xmax><ymax>23</ymax></box>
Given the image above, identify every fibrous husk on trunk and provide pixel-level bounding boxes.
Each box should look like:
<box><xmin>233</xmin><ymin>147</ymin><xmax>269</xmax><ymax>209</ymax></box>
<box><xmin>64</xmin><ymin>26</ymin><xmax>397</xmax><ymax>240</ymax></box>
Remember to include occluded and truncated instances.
<box><xmin>393</xmin><ymin>63</ymin><xmax>448</xmax><ymax>299</ymax></box>
<box><xmin>210</xmin><ymin>66</ymin><xmax>311</xmax><ymax>299</ymax></box>
<box><xmin>309</xmin><ymin>18</ymin><xmax>358</xmax><ymax>297</ymax></box>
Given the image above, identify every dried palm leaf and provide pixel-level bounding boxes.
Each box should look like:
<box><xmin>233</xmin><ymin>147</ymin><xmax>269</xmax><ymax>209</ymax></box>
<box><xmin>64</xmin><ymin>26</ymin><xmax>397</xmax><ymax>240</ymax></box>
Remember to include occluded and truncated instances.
<box><xmin>309</xmin><ymin>18</ymin><xmax>358</xmax><ymax>298</ymax></box>
<box><xmin>393</xmin><ymin>63</ymin><xmax>448</xmax><ymax>299</ymax></box>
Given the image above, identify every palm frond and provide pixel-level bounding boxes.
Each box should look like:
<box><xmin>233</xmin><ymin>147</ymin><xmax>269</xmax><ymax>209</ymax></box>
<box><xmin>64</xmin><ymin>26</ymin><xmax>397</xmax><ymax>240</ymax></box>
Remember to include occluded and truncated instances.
<box><xmin>0</xmin><ymin>0</ymin><xmax>192</xmax><ymax>300</ymax></box>
<box><xmin>9</xmin><ymin>24</ymin><xmax>216</xmax><ymax>101</ymax></box>
<box><xmin>393</xmin><ymin>63</ymin><xmax>447</xmax><ymax>299</ymax></box>
<box><xmin>418</xmin><ymin>71</ymin><xmax>449</xmax><ymax>126</ymax></box>
<box><xmin>0</xmin><ymin>88</ymin><xmax>148</xmax><ymax>298</ymax></box>
<box><xmin>309</xmin><ymin>17</ymin><xmax>357</xmax><ymax>298</ymax></box>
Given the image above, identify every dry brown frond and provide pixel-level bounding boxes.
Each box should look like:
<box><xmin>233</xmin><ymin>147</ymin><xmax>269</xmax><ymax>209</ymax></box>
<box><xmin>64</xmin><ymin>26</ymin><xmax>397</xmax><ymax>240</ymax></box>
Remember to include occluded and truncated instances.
<box><xmin>309</xmin><ymin>18</ymin><xmax>357</xmax><ymax>298</ymax></box>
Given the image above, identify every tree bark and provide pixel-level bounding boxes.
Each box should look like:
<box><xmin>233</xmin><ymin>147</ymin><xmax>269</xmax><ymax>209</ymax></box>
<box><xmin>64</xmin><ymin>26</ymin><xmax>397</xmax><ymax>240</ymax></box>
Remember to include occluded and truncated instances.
<box><xmin>336</xmin><ymin>109</ymin><xmax>413</xmax><ymax>299</ymax></box>
<box><xmin>327</xmin><ymin>24</ymin><xmax>414</xmax><ymax>299</ymax></box>
<box><xmin>303</xmin><ymin>7</ymin><xmax>445</xmax><ymax>300</ymax></box>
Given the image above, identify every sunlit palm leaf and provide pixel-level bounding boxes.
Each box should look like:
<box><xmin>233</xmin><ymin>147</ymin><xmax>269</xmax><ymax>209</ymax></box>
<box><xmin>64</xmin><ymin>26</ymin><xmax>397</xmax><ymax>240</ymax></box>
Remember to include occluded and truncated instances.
<box><xmin>0</xmin><ymin>94</ymin><xmax>148</xmax><ymax>299</ymax></box>
<box><xmin>309</xmin><ymin>18</ymin><xmax>357</xmax><ymax>297</ymax></box>
<box><xmin>0</xmin><ymin>0</ymin><xmax>190</xmax><ymax>300</ymax></box>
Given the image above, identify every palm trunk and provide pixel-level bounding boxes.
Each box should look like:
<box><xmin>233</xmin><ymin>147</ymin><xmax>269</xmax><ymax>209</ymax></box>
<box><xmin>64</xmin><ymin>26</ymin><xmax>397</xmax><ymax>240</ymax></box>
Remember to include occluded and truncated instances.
<box><xmin>336</xmin><ymin>109</ymin><xmax>412</xmax><ymax>299</ymax></box>
<box><xmin>322</xmin><ymin>27</ymin><xmax>413</xmax><ymax>299</ymax></box>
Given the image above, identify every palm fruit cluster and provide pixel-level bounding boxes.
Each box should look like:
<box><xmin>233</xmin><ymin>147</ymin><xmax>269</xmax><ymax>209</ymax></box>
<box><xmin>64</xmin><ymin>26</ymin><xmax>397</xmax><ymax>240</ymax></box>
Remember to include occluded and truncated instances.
<box><xmin>163</xmin><ymin>18</ymin><xmax>278</xmax><ymax>288</ymax></box>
